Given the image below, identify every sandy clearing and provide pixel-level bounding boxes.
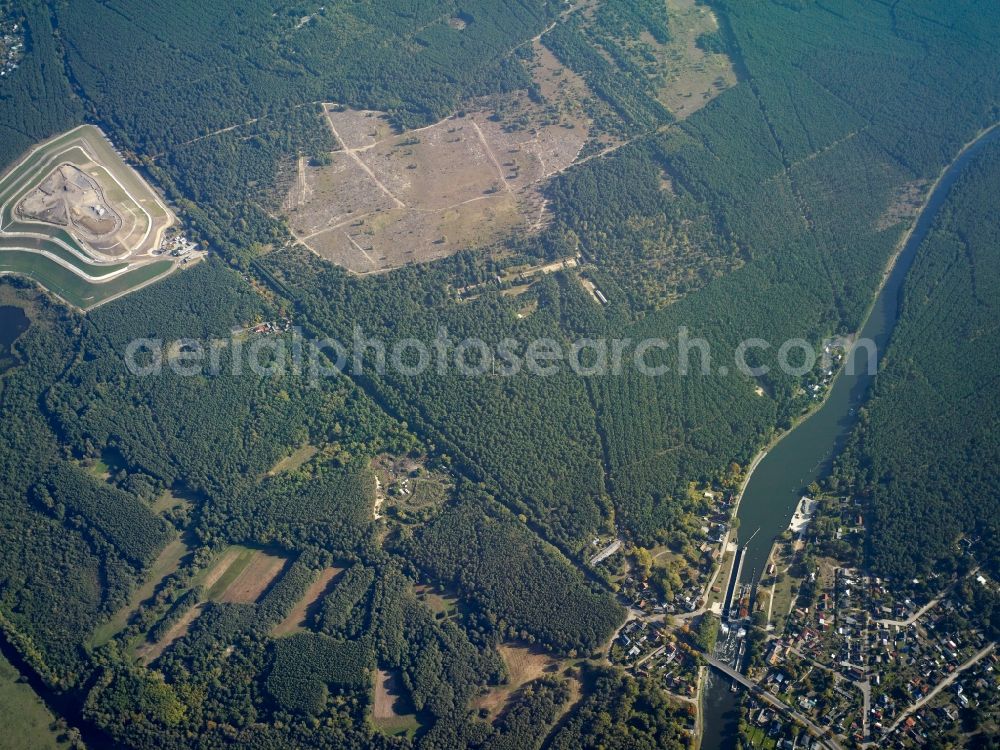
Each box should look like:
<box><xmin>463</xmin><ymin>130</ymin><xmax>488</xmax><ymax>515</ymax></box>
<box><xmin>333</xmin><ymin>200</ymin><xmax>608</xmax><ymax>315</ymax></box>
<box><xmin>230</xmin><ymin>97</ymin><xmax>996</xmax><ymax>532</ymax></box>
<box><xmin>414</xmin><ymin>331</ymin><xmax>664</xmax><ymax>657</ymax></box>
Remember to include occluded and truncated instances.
<box><xmin>474</xmin><ymin>643</ymin><xmax>560</xmax><ymax>719</ymax></box>
<box><xmin>272</xmin><ymin>566</ymin><xmax>343</xmax><ymax>636</ymax></box>
<box><xmin>287</xmin><ymin>50</ymin><xmax>592</xmax><ymax>276</ymax></box>
<box><xmin>373</xmin><ymin>668</ymin><xmax>408</xmax><ymax>720</ymax></box>
<box><xmin>137</xmin><ymin>603</ymin><xmax>204</xmax><ymax>664</ymax></box>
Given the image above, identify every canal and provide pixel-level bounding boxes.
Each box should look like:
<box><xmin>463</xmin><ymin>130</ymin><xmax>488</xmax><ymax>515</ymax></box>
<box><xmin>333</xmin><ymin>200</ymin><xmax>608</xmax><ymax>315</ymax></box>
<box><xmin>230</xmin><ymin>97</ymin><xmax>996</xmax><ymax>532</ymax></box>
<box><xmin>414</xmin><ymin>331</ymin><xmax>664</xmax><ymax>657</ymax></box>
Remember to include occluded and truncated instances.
<box><xmin>700</xmin><ymin>123</ymin><xmax>1000</xmax><ymax>750</ymax></box>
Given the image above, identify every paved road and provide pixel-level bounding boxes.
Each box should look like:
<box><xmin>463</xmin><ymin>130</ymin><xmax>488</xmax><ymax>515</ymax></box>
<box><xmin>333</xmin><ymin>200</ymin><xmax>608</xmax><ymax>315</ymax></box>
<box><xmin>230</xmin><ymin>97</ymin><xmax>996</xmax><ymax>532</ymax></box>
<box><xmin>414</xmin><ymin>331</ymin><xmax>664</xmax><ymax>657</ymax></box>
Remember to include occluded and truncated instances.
<box><xmin>589</xmin><ymin>539</ymin><xmax>623</xmax><ymax>566</ymax></box>
<box><xmin>875</xmin><ymin>595</ymin><xmax>943</xmax><ymax>627</ymax></box>
<box><xmin>677</xmin><ymin>450</ymin><xmax>769</xmax><ymax>623</ymax></box>
<box><xmin>876</xmin><ymin>568</ymin><xmax>980</xmax><ymax>627</ymax></box>
<box><xmin>704</xmin><ymin>655</ymin><xmax>843</xmax><ymax>750</ymax></box>
<box><xmin>859</xmin><ymin>678</ymin><xmax>871</xmax><ymax>740</ymax></box>
<box><xmin>885</xmin><ymin>643</ymin><xmax>995</xmax><ymax>734</ymax></box>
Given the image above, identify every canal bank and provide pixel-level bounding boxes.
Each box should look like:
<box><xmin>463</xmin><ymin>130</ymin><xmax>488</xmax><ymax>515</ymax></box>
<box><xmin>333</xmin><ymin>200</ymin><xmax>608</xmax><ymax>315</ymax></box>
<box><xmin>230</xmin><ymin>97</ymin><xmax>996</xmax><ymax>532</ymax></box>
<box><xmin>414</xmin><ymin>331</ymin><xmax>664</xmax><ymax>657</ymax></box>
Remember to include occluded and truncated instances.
<box><xmin>699</xmin><ymin>122</ymin><xmax>1000</xmax><ymax>750</ymax></box>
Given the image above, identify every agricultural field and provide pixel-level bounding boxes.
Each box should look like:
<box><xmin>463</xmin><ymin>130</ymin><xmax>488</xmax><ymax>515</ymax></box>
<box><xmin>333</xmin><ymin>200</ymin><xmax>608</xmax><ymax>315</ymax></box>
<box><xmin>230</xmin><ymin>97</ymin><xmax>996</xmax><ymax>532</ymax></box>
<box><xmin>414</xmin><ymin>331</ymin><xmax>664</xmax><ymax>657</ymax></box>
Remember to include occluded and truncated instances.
<box><xmin>135</xmin><ymin>546</ymin><xmax>291</xmax><ymax>663</ymax></box>
<box><xmin>0</xmin><ymin>653</ymin><xmax>69</xmax><ymax>750</ymax></box>
<box><xmin>372</xmin><ymin>668</ymin><xmax>421</xmax><ymax>738</ymax></box>
<box><xmin>202</xmin><ymin>546</ymin><xmax>287</xmax><ymax>604</ymax></box>
<box><xmin>0</xmin><ymin>125</ymin><xmax>183</xmax><ymax>308</ymax></box>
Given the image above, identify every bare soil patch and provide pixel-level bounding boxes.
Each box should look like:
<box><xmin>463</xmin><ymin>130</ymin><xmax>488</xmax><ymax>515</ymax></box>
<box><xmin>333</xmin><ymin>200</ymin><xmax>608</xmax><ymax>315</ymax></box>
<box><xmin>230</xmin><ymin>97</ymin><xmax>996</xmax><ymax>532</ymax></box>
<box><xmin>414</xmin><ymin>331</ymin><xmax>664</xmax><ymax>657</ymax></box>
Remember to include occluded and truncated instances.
<box><xmin>136</xmin><ymin>603</ymin><xmax>204</xmax><ymax>664</ymax></box>
<box><xmin>285</xmin><ymin>47</ymin><xmax>594</xmax><ymax>274</ymax></box>
<box><xmin>267</xmin><ymin>444</ymin><xmax>318</xmax><ymax>476</ymax></box>
<box><xmin>284</xmin><ymin>152</ymin><xmax>396</xmax><ymax>238</ymax></box>
<box><xmin>305</xmin><ymin>194</ymin><xmax>521</xmax><ymax>273</ymax></box>
<box><xmin>214</xmin><ymin>550</ymin><xmax>287</xmax><ymax>604</ymax></box>
<box><xmin>273</xmin><ymin>566</ymin><xmax>343</xmax><ymax>636</ymax></box>
<box><xmin>359</xmin><ymin>122</ymin><xmax>504</xmax><ymax>209</ymax></box>
<box><xmin>18</xmin><ymin>164</ymin><xmax>121</xmax><ymax>238</ymax></box>
<box><xmin>323</xmin><ymin>106</ymin><xmax>396</xmax><ymax>151</ymax></box>
<box><xmin>474</xmin><ymin>643</ymin><xmax>567</xmax><ymax>720</ymax></box>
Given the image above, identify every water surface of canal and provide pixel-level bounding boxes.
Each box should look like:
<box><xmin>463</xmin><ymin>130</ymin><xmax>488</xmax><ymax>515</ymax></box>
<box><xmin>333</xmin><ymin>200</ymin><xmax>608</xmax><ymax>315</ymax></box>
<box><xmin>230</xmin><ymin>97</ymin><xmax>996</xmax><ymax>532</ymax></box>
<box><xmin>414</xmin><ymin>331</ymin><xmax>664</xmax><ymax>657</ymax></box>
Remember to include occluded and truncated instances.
<box><xmin>701</xmin><ymin>124</ymin><xmax>1000</xmax><ymax>749</ymax></box>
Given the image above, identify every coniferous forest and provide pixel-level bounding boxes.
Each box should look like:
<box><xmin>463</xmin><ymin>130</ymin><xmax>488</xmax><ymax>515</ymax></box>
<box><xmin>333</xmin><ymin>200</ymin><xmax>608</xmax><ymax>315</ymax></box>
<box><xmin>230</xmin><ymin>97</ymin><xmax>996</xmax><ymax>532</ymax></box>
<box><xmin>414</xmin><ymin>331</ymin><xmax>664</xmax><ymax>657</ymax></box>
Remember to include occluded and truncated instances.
<box><xmin>0</xmin><ymin>1</ymin><xmax>998</xmax><ymax>748</ymax></box>
<box><xmin>830</xmin><ymin>140</ymin><xmax>1000</xmax><ymax>584</ymax></box>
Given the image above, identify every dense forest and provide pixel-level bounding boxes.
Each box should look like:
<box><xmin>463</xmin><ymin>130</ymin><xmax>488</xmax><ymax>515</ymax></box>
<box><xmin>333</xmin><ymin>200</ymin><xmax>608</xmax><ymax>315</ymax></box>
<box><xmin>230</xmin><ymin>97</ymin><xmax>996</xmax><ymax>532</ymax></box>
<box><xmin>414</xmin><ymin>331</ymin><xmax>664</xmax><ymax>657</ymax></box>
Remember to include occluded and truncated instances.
<box><xmin>0</xmin><ymin>285</ymin><xmax>119</xmax><ymax>686</ymax></box>
<box><xmin>829</xmin><ymin>140</ymin><xmax>1000</xmax><ymax>582</ymax></box>
<box><xmin>404</xmin><ymin>491</ymin><xmax>624</xmax><ymax>655</ymax></box>
<box><xmin>0</xmin><ymin>3</ymin><xmax>81</xmax><ymax>169</ymax></box>
<box><xmin>0</xmin><ymin>265</ymin><xmax>628</xmax><ymax>748</ymax></box>
<box><xmin>547</xmin><ymin>667</ymin><xmax>692</xmax><ymax>749</ymax></box>
<box><xmin>0</xmin><ymin>0</ymin><xmax>998</xmax><ymax>748</ymax></box>
<box><xmin>259</xmin><ymin>250</ymin><xmax>610</xmax><ymax>550</ymax></box>
<box><xmin>56</xmin><ymin>0</ymin><xmax>556</xmax><ymax>153</ymax></box>
<box><xmin>259</xmin><ymin>0</ymin><xmax>1000</xmax><ymax>548</ymax></box>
